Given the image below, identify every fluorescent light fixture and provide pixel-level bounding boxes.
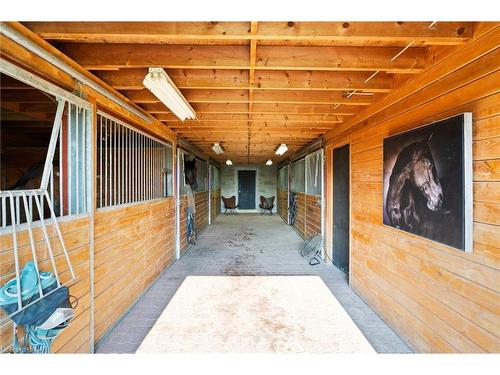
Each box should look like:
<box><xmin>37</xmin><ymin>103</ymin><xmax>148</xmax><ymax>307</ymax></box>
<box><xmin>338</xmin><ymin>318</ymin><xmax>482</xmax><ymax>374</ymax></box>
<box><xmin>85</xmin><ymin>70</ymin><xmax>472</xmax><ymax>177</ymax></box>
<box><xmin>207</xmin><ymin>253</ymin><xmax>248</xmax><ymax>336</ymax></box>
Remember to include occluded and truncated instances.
<box><xmin>275</xmin><ymin>144</ymin><xmax>288</xmax><ymax>155</ymax></box>
<box><xmin>212</xmin><ymin>143</ymin><xmax>224</xmax><ymax>155</ymax></box>
<box><xmin>143</xmin><ymin>68</ymin><xmax>196</xmax><ymax>121</ymax></box>
<box><xmin>266</xmin><ymin>160</ymin><xmax>273</xmax><ymax>166</ymax></box>
<box><xmin>226</xmin><ymin>159</ymin><xmax>233</xmax><ymax>165</ymax></box>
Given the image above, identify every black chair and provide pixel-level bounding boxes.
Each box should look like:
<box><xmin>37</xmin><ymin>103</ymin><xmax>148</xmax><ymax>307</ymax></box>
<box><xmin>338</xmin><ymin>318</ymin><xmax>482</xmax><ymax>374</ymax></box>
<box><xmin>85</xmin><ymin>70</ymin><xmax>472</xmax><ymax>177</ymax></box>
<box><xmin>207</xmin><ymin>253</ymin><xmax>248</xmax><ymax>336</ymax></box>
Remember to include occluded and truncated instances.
<box><xmin>222</xmin><ymin>196</ymin><xmax>239</xmax><ymax>214</ymax></box>
<box><xmin>259</xmin><ymin>196</ymin><xmax>275</xmax><ymax>215</ymax></box>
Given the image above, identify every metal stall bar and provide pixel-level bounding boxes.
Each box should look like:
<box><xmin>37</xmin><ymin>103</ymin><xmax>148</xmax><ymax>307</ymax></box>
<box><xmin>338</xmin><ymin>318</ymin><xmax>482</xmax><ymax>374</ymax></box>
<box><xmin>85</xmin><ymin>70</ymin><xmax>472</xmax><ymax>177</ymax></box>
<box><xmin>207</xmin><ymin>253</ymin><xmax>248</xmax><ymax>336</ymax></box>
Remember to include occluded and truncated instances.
<box><xmin>7</xmin><ymin>192</ymin><xmax>22</xmax><ymax>310</ymax></box>
<box><xmin>59</xmin><ymin>106</ymin><xmax>64</xmax><ymax>216</ymax></box>
<box><xmin>76</xmin><ymin>105</ymin><xmax>80</xmax><ymax>215</ymax></box>
<box><xmin>32</xmin><ymin>193</ymin><xmax>61</xmax><ymax>287</ymax></box>
<box><xmin>126</xmin><ymin>127</ymin><xmax>129</xmax><ymax>204</ymax></box>
<box><xmin>44</xmin><ymin>190</ymin><xmax>76</xmax><ymax>280</ymax></box>
<box><xmin>99</xmin><ymin>115</ymin><xmax>103</xmax><ymax>208</ymax></box>
<box><xmin>67</xmin><ymin>103</ymin><xmax>72</xmax><ymax>216</ymax></box>
<box><xmin>149</xmin><ymin>138</ymin><xmax>152</xmax><ymax>200</ymax></box>
<box><xmin>119</xmin><ymin>123</ymin><xmax>122</xmax><ymax>205</ymax></box>
<box><xmin>112</xmin><ymin>121</ymin><xmax>118</xmax><ymax>206</ymax></box>
<box><xmin>21</xmin><ymin>192</ymin><xmax>44</xmax><ymax>298</ymax></box>
<box><xmin>105</xmin><ymin>117</ymin><xmax>109</xmax><ymax>208</ymax></box>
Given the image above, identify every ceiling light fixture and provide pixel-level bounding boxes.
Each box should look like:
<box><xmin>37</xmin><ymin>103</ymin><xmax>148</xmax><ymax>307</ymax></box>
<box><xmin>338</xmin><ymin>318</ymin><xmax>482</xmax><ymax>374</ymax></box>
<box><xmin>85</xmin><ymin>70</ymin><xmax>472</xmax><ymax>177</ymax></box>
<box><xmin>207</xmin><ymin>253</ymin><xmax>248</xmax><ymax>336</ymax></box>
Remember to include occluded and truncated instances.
<box><xmin>275</xmin><ymin>144</ymin><xmax>288</xmax><ymax>155</ymax></box>
<box><xmin>266</xmin><ymin>160</ymin><xmax>273</xmax><ymax>166</ymax></box>
<box><xmin>143</xmin><ymin>68</ymin><xmax>196</xmax><ymax>121</ymax></box>
<box><xmin>212</xmin><ymin>143</ymin><xmax>224</xmax><ymax>155</ymax></box>
<box><xmin>226</xmin><ymin>160</ymin><xmax>233</xmax><ymax>166</ymax></box>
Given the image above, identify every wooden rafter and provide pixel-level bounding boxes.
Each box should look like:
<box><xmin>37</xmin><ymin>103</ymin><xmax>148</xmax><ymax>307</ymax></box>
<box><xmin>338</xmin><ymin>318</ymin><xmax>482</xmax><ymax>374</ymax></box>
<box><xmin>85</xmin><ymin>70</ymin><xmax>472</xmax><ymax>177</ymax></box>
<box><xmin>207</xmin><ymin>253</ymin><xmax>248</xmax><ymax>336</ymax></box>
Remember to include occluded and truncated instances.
<box><xmin>23</xmin><ymin>22</ymin><xmax>473</xmax><ymax>46</ymax></box>
<box><xmin>56</xmin><ymin>44</ymin><xmax>426</xmax><ymax>73</ymax></box>
<box><xmin>248</xmin><ymin>21</ymin><xmax>258</xmax><ymax>163</ymax></box>
<box><xmin>95</xmin><ymin>69</ymin><xmax>394</xmax><ymax>92</ymax></box>
<box><xmin>15</xmin><ymin>21</ymin><xmax>481</xmax><ymax>164</ymax></box>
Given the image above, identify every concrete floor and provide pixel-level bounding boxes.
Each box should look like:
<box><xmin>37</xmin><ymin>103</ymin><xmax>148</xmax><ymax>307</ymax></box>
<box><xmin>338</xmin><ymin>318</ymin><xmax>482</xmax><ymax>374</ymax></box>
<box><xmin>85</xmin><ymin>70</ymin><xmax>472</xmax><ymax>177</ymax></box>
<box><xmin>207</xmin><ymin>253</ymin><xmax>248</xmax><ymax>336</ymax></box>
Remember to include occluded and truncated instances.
<box><xmin>96</xmin><ymin>214</ymin><xmax>413</xmax><ymax>354</ymax></box>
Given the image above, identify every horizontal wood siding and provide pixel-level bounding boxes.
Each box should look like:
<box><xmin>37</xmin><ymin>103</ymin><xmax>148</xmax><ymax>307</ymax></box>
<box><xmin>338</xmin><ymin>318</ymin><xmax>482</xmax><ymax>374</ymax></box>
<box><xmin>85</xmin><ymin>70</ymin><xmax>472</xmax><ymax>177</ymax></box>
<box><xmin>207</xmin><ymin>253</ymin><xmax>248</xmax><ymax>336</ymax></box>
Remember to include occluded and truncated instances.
<box><xmin>291</xmin><ymin>192</ymin><xmax>322</xmax><ymax>240</ymax></box>
<box><xmin>326</xmin><ymin>27</ymin><xmax>500</xmax><ymax>353</ymax></box>
<box><xmin>277</xmin><ymin>188</ymin><xmax>288</xmax><ymax>223</ymax></box>
<box><xmin>305</xmin><ymin>194</ymin><xmax>322</xmax><ymax>238</ymax></box>
<box><xmin>0</xmin><ymin>216</ymin><xmax>91</xmax><ymax>353</ymax></box>
<box><xmin>179</xmin><ymin>195</ymin><xmax>189</xmax><ymax>254</ymax></box>
<box><xmin>292</xmin><ymin>192</ymin><xmax>306</xmax><ymax>238</ymax></box>
<box><xmin>210</xmin><ymin>189</ymin><xmax>221</xmax><ymax>223</ymax></box>
<box><xmin>93</xmin><ymin>198</ymin><xmax>176</xmax><ymax>343</ymax></box>
<box><xmin>195</xmin><ymin>191</ymin><xmax>209</xmax><ymax>233</ymax></box>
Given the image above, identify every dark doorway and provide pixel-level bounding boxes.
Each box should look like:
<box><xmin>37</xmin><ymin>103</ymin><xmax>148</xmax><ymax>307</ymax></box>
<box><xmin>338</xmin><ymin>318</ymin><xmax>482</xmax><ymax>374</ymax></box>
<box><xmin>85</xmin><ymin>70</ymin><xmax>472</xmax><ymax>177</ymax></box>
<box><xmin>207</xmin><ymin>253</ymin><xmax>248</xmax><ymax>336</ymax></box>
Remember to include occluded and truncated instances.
<box><xmin>238</xmin><ymin>170</ymin><xmax>256</xmax><ymax>209</ymax></box>
<box><xmin>332</xmin><ymin>144</ymin><xmax>350</xmax><ymax>273</ymax></box>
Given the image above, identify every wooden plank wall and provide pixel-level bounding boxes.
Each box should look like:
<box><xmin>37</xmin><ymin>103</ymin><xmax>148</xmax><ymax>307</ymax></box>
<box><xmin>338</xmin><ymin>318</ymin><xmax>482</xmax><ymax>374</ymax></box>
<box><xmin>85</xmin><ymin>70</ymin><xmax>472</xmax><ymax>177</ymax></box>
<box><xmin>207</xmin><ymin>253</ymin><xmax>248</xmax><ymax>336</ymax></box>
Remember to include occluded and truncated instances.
<box><xmin>325</xmin><ymin>26</ymin><xmax>500</xmax><ymax>353</ymax></box>
<box><xmin>291</xmin><ymin>192</ymin><xmax>322</xmax><ymax>239</ymax></box>
<box><xmin>292</xmin><ymin>192</ymin><xmax>306</xmax><ymax>238</ymax></box>
<box><xmin>0</xmin><ymin>217</ymin><xmax>91</xmax><ymax>353</ymax></box>
<box><xmin>210</xmin><ymin>189</ymin><xmax>221</xmax><ymax>223</ymax></box>
<box><xmin>93</xmin><ymin>198</ymin><xmax>176</xmax><ymax>342</ymax></box>
<box><xmin>304</xmin><ymin>194</ymin><xmax>322</xmax><ymax>238</ymax></box>
<box><xmin>179</xmin><ymin>190</ymin><xmax>210</xmax><ymax>255</ymax></box>
<box><xmin>277</xmin><ymin>188</ymin><xmax>288</xmax><ymax>223</ymax></box>
<box><xmin>195</xmin><ymin>191</ymin><xmax>209</xmax><ymax>232</ymax></box>
<box><xmin>179</xmin><ymin>195</ymin><xmax>189</xmax><ymax>254</ymax></box>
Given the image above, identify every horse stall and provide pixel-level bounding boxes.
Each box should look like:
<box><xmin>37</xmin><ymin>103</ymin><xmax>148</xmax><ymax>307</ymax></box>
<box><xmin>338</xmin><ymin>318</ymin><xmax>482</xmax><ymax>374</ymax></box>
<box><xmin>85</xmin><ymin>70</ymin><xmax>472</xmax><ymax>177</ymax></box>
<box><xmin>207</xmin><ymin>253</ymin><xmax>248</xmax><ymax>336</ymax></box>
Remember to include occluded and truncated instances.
<box><xmin>0</xmin><ymin>21</ymin><xmax>499</xmax><ymax>355</ymax></box>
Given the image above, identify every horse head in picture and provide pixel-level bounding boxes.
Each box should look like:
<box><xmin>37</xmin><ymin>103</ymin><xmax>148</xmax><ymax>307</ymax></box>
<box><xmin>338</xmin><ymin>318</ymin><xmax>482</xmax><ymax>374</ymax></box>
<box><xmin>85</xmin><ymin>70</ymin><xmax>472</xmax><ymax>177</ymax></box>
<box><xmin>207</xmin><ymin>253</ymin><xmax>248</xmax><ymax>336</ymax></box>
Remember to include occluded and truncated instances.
<box><xmin>184</xmin><ymin>157</ymin><xmax>198</xmax><ymax>191</ymax></box>
<box><xmin>386</xmin><ymin>134</ymin><xmax>443</xmax><ymax>231</ymax></box>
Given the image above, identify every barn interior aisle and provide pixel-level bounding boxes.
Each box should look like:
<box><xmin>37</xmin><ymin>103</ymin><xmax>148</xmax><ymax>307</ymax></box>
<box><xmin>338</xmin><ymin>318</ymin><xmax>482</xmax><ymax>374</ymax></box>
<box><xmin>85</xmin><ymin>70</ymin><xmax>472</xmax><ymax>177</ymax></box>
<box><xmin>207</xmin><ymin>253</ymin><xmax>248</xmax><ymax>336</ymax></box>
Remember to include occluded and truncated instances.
<box><xmin>96</xmin><ymin>214</ymin><xmax>411</xmax><ymax>353</ymax></box>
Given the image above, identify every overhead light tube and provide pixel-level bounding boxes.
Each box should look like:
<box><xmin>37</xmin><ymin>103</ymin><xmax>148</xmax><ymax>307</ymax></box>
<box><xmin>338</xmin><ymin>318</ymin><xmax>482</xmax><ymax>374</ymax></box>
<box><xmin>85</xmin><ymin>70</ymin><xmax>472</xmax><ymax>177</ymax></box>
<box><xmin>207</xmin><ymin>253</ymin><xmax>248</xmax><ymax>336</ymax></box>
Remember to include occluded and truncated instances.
<box><xmin>143</xmin><ymin>68</ymin><xmax>196</xmax><ymax>121</ymax></box>
<box><xmin>212</xmin><ymin>143</ymin><xmax>224</xmax><ymax>155</ymax></box>
<box><xmin>275</xmin><ymin>144</ymin><xmax>288</xmax><ymax>155</ymax></box>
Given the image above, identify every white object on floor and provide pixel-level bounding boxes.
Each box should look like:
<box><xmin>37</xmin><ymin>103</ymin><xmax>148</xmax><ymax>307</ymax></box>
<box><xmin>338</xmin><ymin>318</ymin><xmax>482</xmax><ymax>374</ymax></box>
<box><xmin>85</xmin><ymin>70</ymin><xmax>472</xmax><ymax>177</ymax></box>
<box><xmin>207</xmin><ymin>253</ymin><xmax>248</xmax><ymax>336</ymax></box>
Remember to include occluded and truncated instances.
<box><xmin>136</xmin><ymin>276</ymin><xmax>375</xmax><ymax>353</ymax></box>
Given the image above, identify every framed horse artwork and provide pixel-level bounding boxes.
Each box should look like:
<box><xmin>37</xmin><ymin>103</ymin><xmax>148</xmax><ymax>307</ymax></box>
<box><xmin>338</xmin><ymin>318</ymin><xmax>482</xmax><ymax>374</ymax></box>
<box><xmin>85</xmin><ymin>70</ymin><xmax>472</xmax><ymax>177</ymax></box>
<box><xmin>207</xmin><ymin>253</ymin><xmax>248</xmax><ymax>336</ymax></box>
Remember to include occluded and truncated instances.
<box><xmin>383</xmin><ymin>113</ymin><xmax>473</xmax><ymax>252</ymax></box>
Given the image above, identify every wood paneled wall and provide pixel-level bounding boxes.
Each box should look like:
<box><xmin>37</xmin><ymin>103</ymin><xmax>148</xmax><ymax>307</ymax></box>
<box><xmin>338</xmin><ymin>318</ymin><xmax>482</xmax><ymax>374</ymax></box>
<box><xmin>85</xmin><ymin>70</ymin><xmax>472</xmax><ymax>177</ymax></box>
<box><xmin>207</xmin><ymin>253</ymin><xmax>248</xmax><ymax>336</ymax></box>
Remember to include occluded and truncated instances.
<box><xmin>179</xmin><ymin>195</ymin><xmax>189</xmax><ymax>254</ymax></box>
<box><xmin>93</xmin><ymin>198</ymin><xmax>176</xmax><ymax>342</ymax></box>
<box><xmin>292</xmin><ymin>192</ymin><xmax>306</xmax><ymax>238</ymax></box>
<box><xmin>195</xmin><ymin>191</ymin><xmax>209</xmax><ymax>232</ymax></box>
<box><xmin>0</xmin><ymin>216</ymin><xmax>91</xmax><ymax>353</ymax></box>
<box><xmin>210</xmin><ymin>189</ymin><xmax>221</xmax><ymax>223</ymax></box>
<box><xmin>291</xmin><ymin>192</ymin><xmax>322</xmax><ymax>240</ymax></box>
<box><xmin>277</xmin><ymin>188</ymin><xmax>288</xmax><ymax>223</ymax></box>
<box><xmin>325</xmin><ymin>26</ymin><xmax>500</xmax><ymax>353</ymax></box>
<box><xmin>179</xmin><ymin>190</ymin><xmax>210</xmax><ymax>255</ymax></box>
<box><xmin>304</xmin><ymin>194</ymin><xmax>321</xmax><ymax>238</ymax></box>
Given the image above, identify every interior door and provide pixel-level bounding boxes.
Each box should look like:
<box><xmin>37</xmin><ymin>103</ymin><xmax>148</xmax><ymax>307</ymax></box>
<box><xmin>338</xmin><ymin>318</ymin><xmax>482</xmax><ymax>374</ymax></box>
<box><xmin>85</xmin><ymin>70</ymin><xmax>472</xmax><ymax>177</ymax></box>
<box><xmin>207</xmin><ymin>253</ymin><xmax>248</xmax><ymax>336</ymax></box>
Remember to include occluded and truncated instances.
<box><xmin>238</xmin><ymin>170</ymin><xmax>256</xmax><ymax>209</ymax></box>
<box><xmin>333</xmin><ymin>145</ymin><xmax>350</xmax><ymax>273</ymax></box>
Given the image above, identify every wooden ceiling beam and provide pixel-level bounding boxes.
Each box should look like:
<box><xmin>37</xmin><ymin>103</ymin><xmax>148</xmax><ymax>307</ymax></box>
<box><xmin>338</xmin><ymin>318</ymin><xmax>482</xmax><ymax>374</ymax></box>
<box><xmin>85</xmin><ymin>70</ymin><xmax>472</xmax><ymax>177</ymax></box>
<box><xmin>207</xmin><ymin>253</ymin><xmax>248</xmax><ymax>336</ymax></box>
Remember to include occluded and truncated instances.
<box><xmin>121</xmin><ymin>89</ymin><xmax>380</xmax><ymax>106</ymax></box>
<box><xmin>168</xmin><ymin>121</ymin><xmax>341</xmax><ymax>128</ymax></box>
<box><xmin>155</xmin><ymin>112</ymin><xmax>347</xmax><ymax>122</ymax></box>
<box><xmin>141</xmin><ymin>102</ymin><xmax>357</xmax><ymax>115</ymax></box>
<box><xmin>24</xmin><ymin>22</ymin><xmax>472</xmax><ymax>46</ymax></box>
<box><xmin>94</xmin><ymin>68</ymin><xmax>393</xmax><ymax>92</ymax></box>
<box><xmin>57</xmin><ymin>43</ymin><xmax>426</xmax><ymax>73</ymax></box>
<box><xmin>121</xmin><ymin>88</ymin><xmax>377</xmax><ymax>105</ymax></box>
<box><xmin>173</xmin><ymin>126</ymin><xmax>335</xmax><ymax>132</ymax></box>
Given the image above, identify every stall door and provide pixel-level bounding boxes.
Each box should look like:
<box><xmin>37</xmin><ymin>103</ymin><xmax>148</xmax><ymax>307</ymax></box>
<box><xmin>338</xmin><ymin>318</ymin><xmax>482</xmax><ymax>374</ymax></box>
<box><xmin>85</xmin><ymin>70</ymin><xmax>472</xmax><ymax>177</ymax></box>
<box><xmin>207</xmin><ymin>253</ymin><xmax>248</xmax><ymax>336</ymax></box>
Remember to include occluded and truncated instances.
<box><xmin>333</xmin><ymin>145</ymin><xmax>350</xmax><ymax>273</ymax></box>
<box><xmin>238</xmin><ymin>170</ymin><xmax>256</xmax><ymax>209</ymax></box>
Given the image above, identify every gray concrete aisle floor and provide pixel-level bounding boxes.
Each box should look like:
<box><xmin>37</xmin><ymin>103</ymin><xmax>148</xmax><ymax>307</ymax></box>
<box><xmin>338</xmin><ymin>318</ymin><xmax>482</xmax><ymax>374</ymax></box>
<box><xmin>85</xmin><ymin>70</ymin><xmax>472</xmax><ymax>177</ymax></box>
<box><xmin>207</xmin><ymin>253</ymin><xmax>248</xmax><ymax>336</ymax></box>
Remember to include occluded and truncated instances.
<box><xmin>96</xmin><ymin>214</ymin><xmax>412</xmax><ymax>353</ymax></box>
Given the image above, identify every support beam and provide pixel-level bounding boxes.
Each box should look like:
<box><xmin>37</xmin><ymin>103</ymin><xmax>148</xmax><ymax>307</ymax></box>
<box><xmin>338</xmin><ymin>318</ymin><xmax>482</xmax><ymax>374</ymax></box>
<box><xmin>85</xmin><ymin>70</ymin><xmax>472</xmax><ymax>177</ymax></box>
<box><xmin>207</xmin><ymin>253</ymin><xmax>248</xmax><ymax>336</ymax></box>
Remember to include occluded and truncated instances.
<box><xmin>94</xmin><ymin>69</ymin><xmax>393</xmax><ymax>92</ymax></box>
<box><xmin>57</xmin><ymin>43</ymin><xmax>426</xmax><ymax>73</ymax></box>
<box><xmin>23</xmin><ymin>22</ymin><xmax>473</xmax><ymax>46</ymax></box>
<box><xmin>120</xmin><ymin>88</ymin><xmax>378</xmax><ymax>105</ymax></box>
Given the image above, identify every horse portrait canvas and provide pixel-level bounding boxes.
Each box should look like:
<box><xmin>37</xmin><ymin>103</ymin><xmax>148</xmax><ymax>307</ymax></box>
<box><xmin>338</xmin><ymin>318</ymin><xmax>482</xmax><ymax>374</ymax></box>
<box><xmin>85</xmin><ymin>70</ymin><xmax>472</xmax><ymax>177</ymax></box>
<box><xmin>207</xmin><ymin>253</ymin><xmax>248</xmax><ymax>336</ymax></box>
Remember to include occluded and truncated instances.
<box><xmin>383</xmin><ymin>114</ymin><xmax>473</xmax><ymax>251</ymax></box>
